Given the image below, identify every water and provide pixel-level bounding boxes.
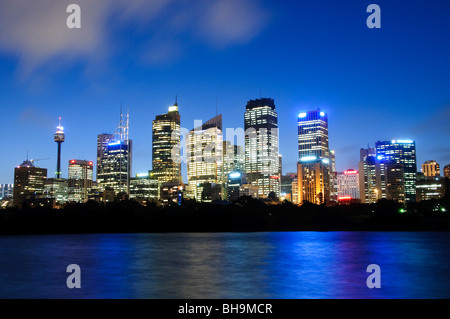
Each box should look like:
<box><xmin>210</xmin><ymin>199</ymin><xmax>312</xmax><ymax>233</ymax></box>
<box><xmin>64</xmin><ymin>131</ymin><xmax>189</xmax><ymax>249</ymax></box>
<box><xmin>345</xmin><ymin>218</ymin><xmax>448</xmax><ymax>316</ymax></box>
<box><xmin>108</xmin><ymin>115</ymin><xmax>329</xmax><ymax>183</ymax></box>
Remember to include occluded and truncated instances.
<box><xmin>0</xmin><ymin>232</ymin><xmax>449</xmax><ymax>299</ymax></box>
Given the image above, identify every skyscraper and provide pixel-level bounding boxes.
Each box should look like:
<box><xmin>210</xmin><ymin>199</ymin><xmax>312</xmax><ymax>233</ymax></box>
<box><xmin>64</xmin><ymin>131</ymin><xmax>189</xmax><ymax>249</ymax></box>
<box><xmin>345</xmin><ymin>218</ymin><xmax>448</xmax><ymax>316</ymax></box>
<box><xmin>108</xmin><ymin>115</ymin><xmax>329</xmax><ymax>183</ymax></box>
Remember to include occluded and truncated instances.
<box><xmin>337</xmin><ymin>169</ymin><xmax>360</xmax><ymax>200</ymax></box>
<box><xmin>187</xmin><ymin>115</ymin><xmax>224</xmax><ymax>201</ymax></box>
<box><xmin>445</xmin><ymin>164</ymin><xmax>450</xmax><ymax>179</ymax></box>
<box><xmin>68</xmin><ymin>160</ymin><xmax>94</xmax><ymax>203</ymax></box>
<box><xmin>375</xmin><ymin>140</ymin><xmax>417</xmax><ymax>203</ymax></box>
<box><xmin>152</xmin><ymin>100</ymin><xmax>182</xmax><ymax>184</ymax></box>
<box><xmin>422</xmin><ymin>160</ymin><xmax>441</xmax><ymax>178</ymax></box>
<box><xmin>54</xmin><ymin>117</ymin><xmax>65</xmax><ymax>179</ymax></box>
<box><xmin>97</xmin><ymin>133</ymin><xmax>114</xmax><ymax>182</ymax></box>
<box><xmin>297</xmin><ymin>110</ymin><xmax>331</xmax><ymax>204</ymax></box>
<box><xmin>358</xmin><ymin>147</ymin><xmax>378</xmax><ymax>203</ymax></box>
<box><xmin>223</xmin><ymin>140</ymin><xmax>245</xmax><ymax>177</ymax></box>
<box><xmin>244</xmin><ymin>98</ymin><xmax>280</xmax><ymax>198</ymax></box>
<box><xmin>0</xmin><ymin>184</ymin><xmax>13</xmax><ymax>199</ymax></box>
<box><xmin>13</xmin><ymin>159</ymin><xmax>47</xmax><ymax>207</ymax></box>
<box><xmin>97</xmin><ymin>110</ymin><xmax>132</xmax><ymax>196</ymax></box>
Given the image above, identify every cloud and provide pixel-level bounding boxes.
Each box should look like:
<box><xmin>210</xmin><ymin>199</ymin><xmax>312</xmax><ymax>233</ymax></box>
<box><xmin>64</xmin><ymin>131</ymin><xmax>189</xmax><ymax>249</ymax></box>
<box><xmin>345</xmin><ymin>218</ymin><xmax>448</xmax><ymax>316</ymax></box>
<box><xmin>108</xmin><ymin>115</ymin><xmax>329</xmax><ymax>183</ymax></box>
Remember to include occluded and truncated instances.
<box><xmin>411</xmin><ymin>104</ymin><xmax>450</xmax><ymax>135</ymax></box>
<box><xmin>0</xmin><ymin>0</ymin><xmax>270</xmax><ymax>76</ymax></box>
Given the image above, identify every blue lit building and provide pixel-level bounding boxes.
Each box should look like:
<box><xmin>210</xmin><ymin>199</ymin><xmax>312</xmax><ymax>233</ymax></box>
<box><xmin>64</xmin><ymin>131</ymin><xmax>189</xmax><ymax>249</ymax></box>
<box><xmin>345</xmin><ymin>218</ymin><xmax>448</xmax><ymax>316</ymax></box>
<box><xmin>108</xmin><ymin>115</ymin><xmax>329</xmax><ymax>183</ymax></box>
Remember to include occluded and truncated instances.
<box><xmin>297</xmin><ymin>110</ymin><xmax>331</xmax><ymax>204</ymax></box>
<box><xmin>375</xmin><ymin>140</ymin><xmax>417</xmax><ymax>203</ymax></box>
<box><xmin>226</xmin><ymin>171</ymin><xmax>245</xmax><ymax>202</ymax></box>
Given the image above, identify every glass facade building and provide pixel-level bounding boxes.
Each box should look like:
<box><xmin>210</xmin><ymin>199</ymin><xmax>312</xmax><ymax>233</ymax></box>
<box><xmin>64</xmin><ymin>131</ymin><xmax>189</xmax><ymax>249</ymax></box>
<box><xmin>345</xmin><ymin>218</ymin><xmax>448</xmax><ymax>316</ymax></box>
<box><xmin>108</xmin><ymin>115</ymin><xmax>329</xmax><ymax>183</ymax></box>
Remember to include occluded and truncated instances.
<box><xmin>68</xmin><ymin>160</ymin><xmax>94</xmax><ymax>203</ymax></box>
<box><xmin>244</xmin><ymin>98</ymin><xmax>280</xmax><ymax>198</ymax></box>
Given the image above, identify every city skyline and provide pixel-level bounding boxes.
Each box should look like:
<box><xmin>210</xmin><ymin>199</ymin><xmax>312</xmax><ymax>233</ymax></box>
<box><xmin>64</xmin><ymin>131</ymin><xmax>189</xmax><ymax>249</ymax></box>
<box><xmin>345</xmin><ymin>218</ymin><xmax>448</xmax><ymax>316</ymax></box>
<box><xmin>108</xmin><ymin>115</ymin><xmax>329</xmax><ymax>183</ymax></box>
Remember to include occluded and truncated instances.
<box><xmin>1</xmin><ymin>0</ymin><xmax>450</xmax><ymax>184</ymax></box>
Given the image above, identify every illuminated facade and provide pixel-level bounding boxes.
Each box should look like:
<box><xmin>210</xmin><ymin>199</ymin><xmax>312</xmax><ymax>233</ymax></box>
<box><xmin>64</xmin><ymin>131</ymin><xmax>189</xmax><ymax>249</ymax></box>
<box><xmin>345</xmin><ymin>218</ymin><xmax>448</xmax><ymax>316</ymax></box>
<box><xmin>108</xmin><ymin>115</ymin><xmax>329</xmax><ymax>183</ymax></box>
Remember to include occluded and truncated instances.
<box><xmin>445</xmin><ymin>164</ymin><xmax>450</xmax><ymax>179</ymax></box>
<box><xmin>416</xmin><ymin>174</ymin><xmax>445</xmax><ymax>201</ymax></box>
<box><xmin>96</xmin><ymin>134</ymin><xmax>114</xmax><ymax>182</ymax></box>
<box><xmin>422</xmin><ymin>160</ymin><xmax>441</xmax><ymax>178</ymax></box>
<box><xmin>187</xmin><ymin>115</ymin><xmax>224</xmax><ymax>201</ymax></box>
<box><xmin>244</xmin><ymin>98</ymin><xmax>280</xmax><ymax>198</ymax></box>
<box><xmin>129</xmin><ymin>173</ymin><xmax>159</xmax><ymax>203</ymax></box>
<box><xmin>358</xmin><ymin>148</ymin><xmax>378</xmax><ymax>203</ymax></box>
<box><xmin>152</xmin><ymin>100</ymin><xmax>182</xmax><ymax>184</ymax></box>
<box><xmin>223</xmin><ymin>141</ymin><xmax>245</xmax><ymax>178</ymax></box>
<box><xmin>227</xmin><ymin>171</ymin><xmax>245</xmax><ymax>202</ymax></box>
<box><xmin>337</xmin><ymin>169</ymin><xmax>360</xmax><ymax>199</ymax></box>
<box><xmin>97</xmin><ymin>110</ymin><xmax>132</xmax><ymax>196</ymax></box>
<box><xmin>383</xmin><ymin>163</ymin><xmax>405</xmax><ymax>203</ymax></box>
<box><xmin>13</xmin><ymin>160</ymin><xmax>47</xmax><ymax>207</ymax></box>
<box><xmin>0</xmin><ymin>184</ymin><xmax>13</xmax><ymax>199</ymax></box>
<box><xmin>297</xmin><ymin>110</ymin><xmax>331</xmax><ymax>204</ymax></box>
<box><xmin>68</xmin><ymin>160</ymin><xmax>94</xmax><ymax>203</ymax></box>
<box><xmin>375</xmin><ymin>140</ymin><xmax>417</xmax><ymax>203</ymax></box>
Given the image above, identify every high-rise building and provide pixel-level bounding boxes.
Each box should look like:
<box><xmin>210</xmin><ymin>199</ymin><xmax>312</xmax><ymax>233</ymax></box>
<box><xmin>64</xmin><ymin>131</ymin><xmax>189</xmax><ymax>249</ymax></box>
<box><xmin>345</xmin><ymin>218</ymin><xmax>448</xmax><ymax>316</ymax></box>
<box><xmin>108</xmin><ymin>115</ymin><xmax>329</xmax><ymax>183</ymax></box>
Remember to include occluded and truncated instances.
<box><xmin>97</xmin><ymin>133</ymin><xmax>114</xmax><ymax>182</ymax></box>
<box><xmin>375</xmin><ymin>140</ymin><xmax>417</xmax><ymax>203</ymax></box>
<box><xmin>422</xmin><ymin>160</ymin><xmax>441</xmax><ymax>178</ymax></box>
<box><xmin>297</xmin><ymin>110</ymin><xmax>331</xmax><ymax>204</ymax></box>
<box><xmin>223</xmin><ymin>141</ymin><xmax>245</xmax><ymax>177</ymax></box>
<box><xmin>358</xmin><ymin>147</ymin><xmax>378</xmax><ymax>203</ymax></box>
<box><xmin>0</xmin><ymin>184</ymin><xmax>13</xmax><ymax>199</ymax></box>
<box><xmin>226</xmin><ymin>171</ymin><xmax>245</xmax><ymax>202</ymax></box>
<box><xmin>244</xmin><ymin>98</ymin><xmax>280</xmax><ymax>198</ymax></box>
<box><xmin>44</xmin><ymin>178</ymin><xmax>68</xmax><ymax>205</ymax></box>
<box><xmin>152</xmin><ymin>100</ymin><xmax>182</xmax><ymax>184</ymax></box>
<box><xmin>97</xmin><ymin>110</ymin><xmax>132</xmax><ymax>196</ymax></box>
<box><xmin>416</xmin><ymin>174</ymin><xmax>445</xmax><ymax>201</ymax></box>
<box><xmin>337</xmin><ymin>169</ymin><xmax>360</xmax><ymax>200</ymax></box>
<box><xmin>281</xmin><ymin>172</ymin><xmax>296</xmax><ymax>202</ymax></box>
<box><xmin>129</xmin><ymin>172</ymin><xmax>159</xmax><ymax>204</ymax></box>
<box><xmin>68</xmin><ymin>160</ymin><xmax>94</xmax><ymax>203</ymax></box>
<box><xmin>187</xmin><ymin>115</ymin><xmax>224</xmax><ymax>201</ymax></box>
<box><xmin>54</xmin><ymin>117</ymin><xmax>65</xmax><ymax>179</ymax></box>
<box><xmin>13</xmin><ymin>159</ymin><xmax>47</xmax><ymax>207</ymax></box>
<box><xmin>329</xmin><ymin>150</ymin><xmax>338</xmax><ymax>203</ymax></box>
<box><xmin>445</xmin><ymin>164</ymin><xmax>450</xmax><ymax>179</ymax></box>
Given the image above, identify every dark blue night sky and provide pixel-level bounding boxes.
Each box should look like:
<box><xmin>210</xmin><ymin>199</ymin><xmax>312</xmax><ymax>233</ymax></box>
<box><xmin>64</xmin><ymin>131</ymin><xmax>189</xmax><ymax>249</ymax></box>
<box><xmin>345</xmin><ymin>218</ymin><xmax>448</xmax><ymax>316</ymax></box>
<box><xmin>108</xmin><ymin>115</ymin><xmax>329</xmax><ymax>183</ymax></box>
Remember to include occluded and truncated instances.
<box><xmin>1</xmin><ymin>0</ymin><xmax>449</xmax><ymax>183</ymax></box>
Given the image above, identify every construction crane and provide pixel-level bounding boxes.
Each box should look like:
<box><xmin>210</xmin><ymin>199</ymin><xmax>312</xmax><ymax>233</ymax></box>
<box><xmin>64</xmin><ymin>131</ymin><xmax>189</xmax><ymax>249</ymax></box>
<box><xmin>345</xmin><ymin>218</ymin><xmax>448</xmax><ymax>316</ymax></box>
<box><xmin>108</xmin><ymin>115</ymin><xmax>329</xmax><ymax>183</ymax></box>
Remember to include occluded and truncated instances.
<box><xmin>30</xmin><ymin>158</ymin><xmax>50</xmax><ymax>166</ymax></box>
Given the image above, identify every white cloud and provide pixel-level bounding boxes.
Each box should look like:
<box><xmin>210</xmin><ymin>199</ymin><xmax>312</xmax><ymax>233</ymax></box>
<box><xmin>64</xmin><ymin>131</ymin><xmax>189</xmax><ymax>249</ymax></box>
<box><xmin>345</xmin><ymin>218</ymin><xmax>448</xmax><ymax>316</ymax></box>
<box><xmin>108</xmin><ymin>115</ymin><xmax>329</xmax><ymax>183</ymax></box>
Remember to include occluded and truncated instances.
<box><xmin>0</xmin><ymin>0</ymin><xmax>270</xmax><ymax>77</ymax></box>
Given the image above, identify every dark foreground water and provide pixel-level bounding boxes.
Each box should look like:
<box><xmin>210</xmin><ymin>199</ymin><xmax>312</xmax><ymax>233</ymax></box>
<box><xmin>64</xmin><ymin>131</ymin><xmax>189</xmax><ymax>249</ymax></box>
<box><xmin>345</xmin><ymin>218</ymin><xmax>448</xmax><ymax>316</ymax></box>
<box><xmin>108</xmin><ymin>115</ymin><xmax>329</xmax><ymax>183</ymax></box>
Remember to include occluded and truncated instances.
<box><xmin>0</xmin><ymin>232</ymin><xmax>449</xmax><ymax>299</ymax></box>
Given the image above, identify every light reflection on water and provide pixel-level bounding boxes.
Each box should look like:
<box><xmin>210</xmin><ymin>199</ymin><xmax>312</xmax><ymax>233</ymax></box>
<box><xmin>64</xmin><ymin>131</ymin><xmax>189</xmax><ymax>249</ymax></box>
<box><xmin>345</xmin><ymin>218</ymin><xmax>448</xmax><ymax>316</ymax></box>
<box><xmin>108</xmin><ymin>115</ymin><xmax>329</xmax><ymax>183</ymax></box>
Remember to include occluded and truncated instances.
<box><xmin>0</xmin><ymin>232</ymin><xmax>449</xmax><ymax>298</ymax></box>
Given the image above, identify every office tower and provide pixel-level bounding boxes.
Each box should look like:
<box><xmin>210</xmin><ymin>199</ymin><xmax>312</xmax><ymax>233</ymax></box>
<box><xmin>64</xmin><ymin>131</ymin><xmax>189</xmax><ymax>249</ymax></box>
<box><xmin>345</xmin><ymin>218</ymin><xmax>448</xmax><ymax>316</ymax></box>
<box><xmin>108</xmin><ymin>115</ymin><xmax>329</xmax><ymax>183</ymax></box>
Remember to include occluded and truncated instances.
<box><xmin>0</xmin><ymin>184</ymin><xmax>13</xmax><ymax>199</ymax></box>
<box><xmin>445</xmin><ymin>164</ymin><xmax>450</xmax><ymax>179</ymax></box>
<box><xmin>422</xmin><ymin>160</ymin><xmax>441</xmax><ymax>178</ymax></box>
<box><xmin>187</xmin><ymin>115</ymin><xmax>224</xmax><ymax>201</ymax></box>
<box><xmin>68</xmin><ymin>160</ymin><xmax>94</xmax><ymax>203</ymax></box>
<box><xmin>297</xmin><ymin>110</ymin><xmax>331</xmax><ymax>204</ymax></box>
<box><xmin>383</xmin><ymin>163</ymin><xmax>405</xmax><ymax>203</ymax></box>
<box><xmin>152</xmin><ymin>99</ymin><xmax>182</xmax><ymax>184</ymax></box>
<box><xmin>358</xmin><ymin>147</ymin><xmax>378</xmax><ymax>203</ymax></box>
<box><xmin>337</xmin><ymin>169</ymin><xmax>360</xmax><ymax>200</ymax></box>
<box><xmin>244</xmin><ymin>98</ymin><xmax>280</xmax><ymax>198</ymax></box>
<box><xmin>375</xmin><ymin>140</ymin><xmax>417</xmax><ymax>203</ymax></box>
<box><xmin>54</xmin><ymin>117</ymin><xmax>65</xmax><ymax>179</ymax></box>
<box><xmin>129</xmin><ymin>172</ymin><xmax>159</xmax><ymax>204</ymax></box>
<box><xmin>160</xmin><ymin>182</ymin><xmax>185</xmax><ymax>206</ymax></box>
<box><xmin>13</xmin><ymin>159</ymin><xmax>47</xmax><ymax>207</ymax></box>
<box><xmin>223</xmin><ymin>141</ymin><xmax>245</xmax><ymax>177</ymax></box>
<box><xmin>97</xmin><ymin>110</ymin><xmax>132</xmax><ymax>196</ymax></box>
<box><xmin>97</xmin><ymin>134</ymin><xmax>114</xmax><ymax>182</ymax></box>
<box><xmin>416</xmin><ymin>174</ymin><xmax>445</xmax><ymax>201</ymax></box>
<box><xmin>227</xmin><ymin>171</ymin><xmax>245</xmax><ymax>202</ymax></box>
<box><xmin>44</xmin><ymin>178</ymin><xmax>68</xmax><ymax>205</ymax></box>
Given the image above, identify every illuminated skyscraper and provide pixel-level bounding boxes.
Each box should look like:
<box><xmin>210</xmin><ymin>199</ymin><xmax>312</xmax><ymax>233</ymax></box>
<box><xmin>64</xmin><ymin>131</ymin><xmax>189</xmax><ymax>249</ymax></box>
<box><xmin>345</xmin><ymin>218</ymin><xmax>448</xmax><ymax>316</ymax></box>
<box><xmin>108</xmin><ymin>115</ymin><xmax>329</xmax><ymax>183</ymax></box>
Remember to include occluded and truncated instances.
<box><xmin>375</xmin><ymin>140</ymin><xmax>417</xmax><ymax>203</ymax></box>
<box><xmin>13</xmin><ymin>159</ymin><xmax>47</xmax><ymax>207</ymax></box>
<box><xmin>152</xmin><ymin>99</ymin><xmax>181</xmax><ymax>184</ymax></box>
<box><xmin>97</xmin><ymin>134</ymin><xmax>114</xmax><ymax>182</ymax></box>
<box><xmin>244</xmin><ymin>98</ymin><xmax>280</xmax><ymax>198</ymax></box>
<box><xmin>97</xmin><ymin>110</ymin><xmax>132</xmax><ymax>196</ymax></box>
<box><xmin>337</xmin><ymin>169</ymin><xmax>360</xmax><ymax>200</ymax></box>
<box><xmin>187</xmin><ymin>115</ymin><xmax>224</xmax><ymax>201</ymax></box>
<box><xmin>223</xmin><ymin>141</ymin><xmax>245</xmax><ymax>177</ymax></box>
<box><xmin>68</xmin><ymin>160</ymin><xmax>94</xmax><ymax>203</ymax></box>
<box><xmin>358</xmin><ymin>147</ymin><xmax>378</xmax><ymax>203</ymax></box>
<box><xmin>297</xmin><ymin>110</ymin><xmax>331</xmax><ymax>204</ymax></box>
<box><xmin>54</xmin><ymin>117</ymin><xmax>65</xmax><ymax>179</ymax></box>
<box><xmin>0</xmin><ymin>184</ymin><xmax>13</xmax><ymax>199</ymax></box>
<box><xmin>422</xmin><ymin>160</ymin><xmax>440</xmax><ymax>178</ymax></box>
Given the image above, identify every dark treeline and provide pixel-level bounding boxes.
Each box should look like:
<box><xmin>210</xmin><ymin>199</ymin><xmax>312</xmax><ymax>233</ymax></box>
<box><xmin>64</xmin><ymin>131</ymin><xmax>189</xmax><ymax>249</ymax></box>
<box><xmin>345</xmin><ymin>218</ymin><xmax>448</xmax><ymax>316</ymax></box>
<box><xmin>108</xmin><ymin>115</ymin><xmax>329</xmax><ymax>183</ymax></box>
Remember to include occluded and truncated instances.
<box><xmin>1</xmin><ymin>193</ymin><xmax>450</xmax><ymax>235</ymax></box>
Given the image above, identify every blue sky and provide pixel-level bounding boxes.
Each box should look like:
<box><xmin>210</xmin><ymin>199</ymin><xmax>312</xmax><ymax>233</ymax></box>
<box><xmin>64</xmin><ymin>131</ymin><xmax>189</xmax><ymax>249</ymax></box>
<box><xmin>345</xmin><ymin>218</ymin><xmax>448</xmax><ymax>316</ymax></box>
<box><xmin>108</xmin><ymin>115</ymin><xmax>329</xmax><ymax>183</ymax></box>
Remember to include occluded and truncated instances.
<box><xmin>1</xmin><ymin>0</ymin><xmax>449</xmax><ymax>184</ymax></box>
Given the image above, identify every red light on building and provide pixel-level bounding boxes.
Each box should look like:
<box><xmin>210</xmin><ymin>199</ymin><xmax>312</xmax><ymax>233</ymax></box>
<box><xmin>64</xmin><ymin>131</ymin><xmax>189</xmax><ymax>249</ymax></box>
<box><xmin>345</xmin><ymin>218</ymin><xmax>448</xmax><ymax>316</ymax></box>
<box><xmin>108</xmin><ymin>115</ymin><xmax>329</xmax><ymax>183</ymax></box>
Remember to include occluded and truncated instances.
<box><xmin>270</xmin><ymin>175</ymin><xmax>279</xmax><ymax>179</ymax></box>
<box><xmin>344</xmin><ymin>169</ymin><xmax>358</xmax><ymax>175</ymax></box>
<box><xmin>89</xmin><ymin>162</ymin><xmax>93</xmax><ymax>166</ymax></box>
<box><xmin>70</xmin><ymin>160</ymin><xmax>75</xmax><ymax>164</ymax></box>
<box><xmin>338</xmin><ymin>196</ymin><xmax>352</xmax><ymax>201</ymax></box>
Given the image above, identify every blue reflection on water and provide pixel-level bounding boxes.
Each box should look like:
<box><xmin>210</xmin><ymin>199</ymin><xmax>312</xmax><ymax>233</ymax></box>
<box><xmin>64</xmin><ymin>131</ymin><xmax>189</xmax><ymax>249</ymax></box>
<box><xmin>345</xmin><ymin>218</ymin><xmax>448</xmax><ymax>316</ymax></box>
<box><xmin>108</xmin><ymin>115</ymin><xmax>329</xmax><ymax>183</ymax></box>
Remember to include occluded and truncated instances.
<box><xmin>0</xmin><ymin>232</ymin><xmax>449</xmax><ymax>298</ymax></box>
